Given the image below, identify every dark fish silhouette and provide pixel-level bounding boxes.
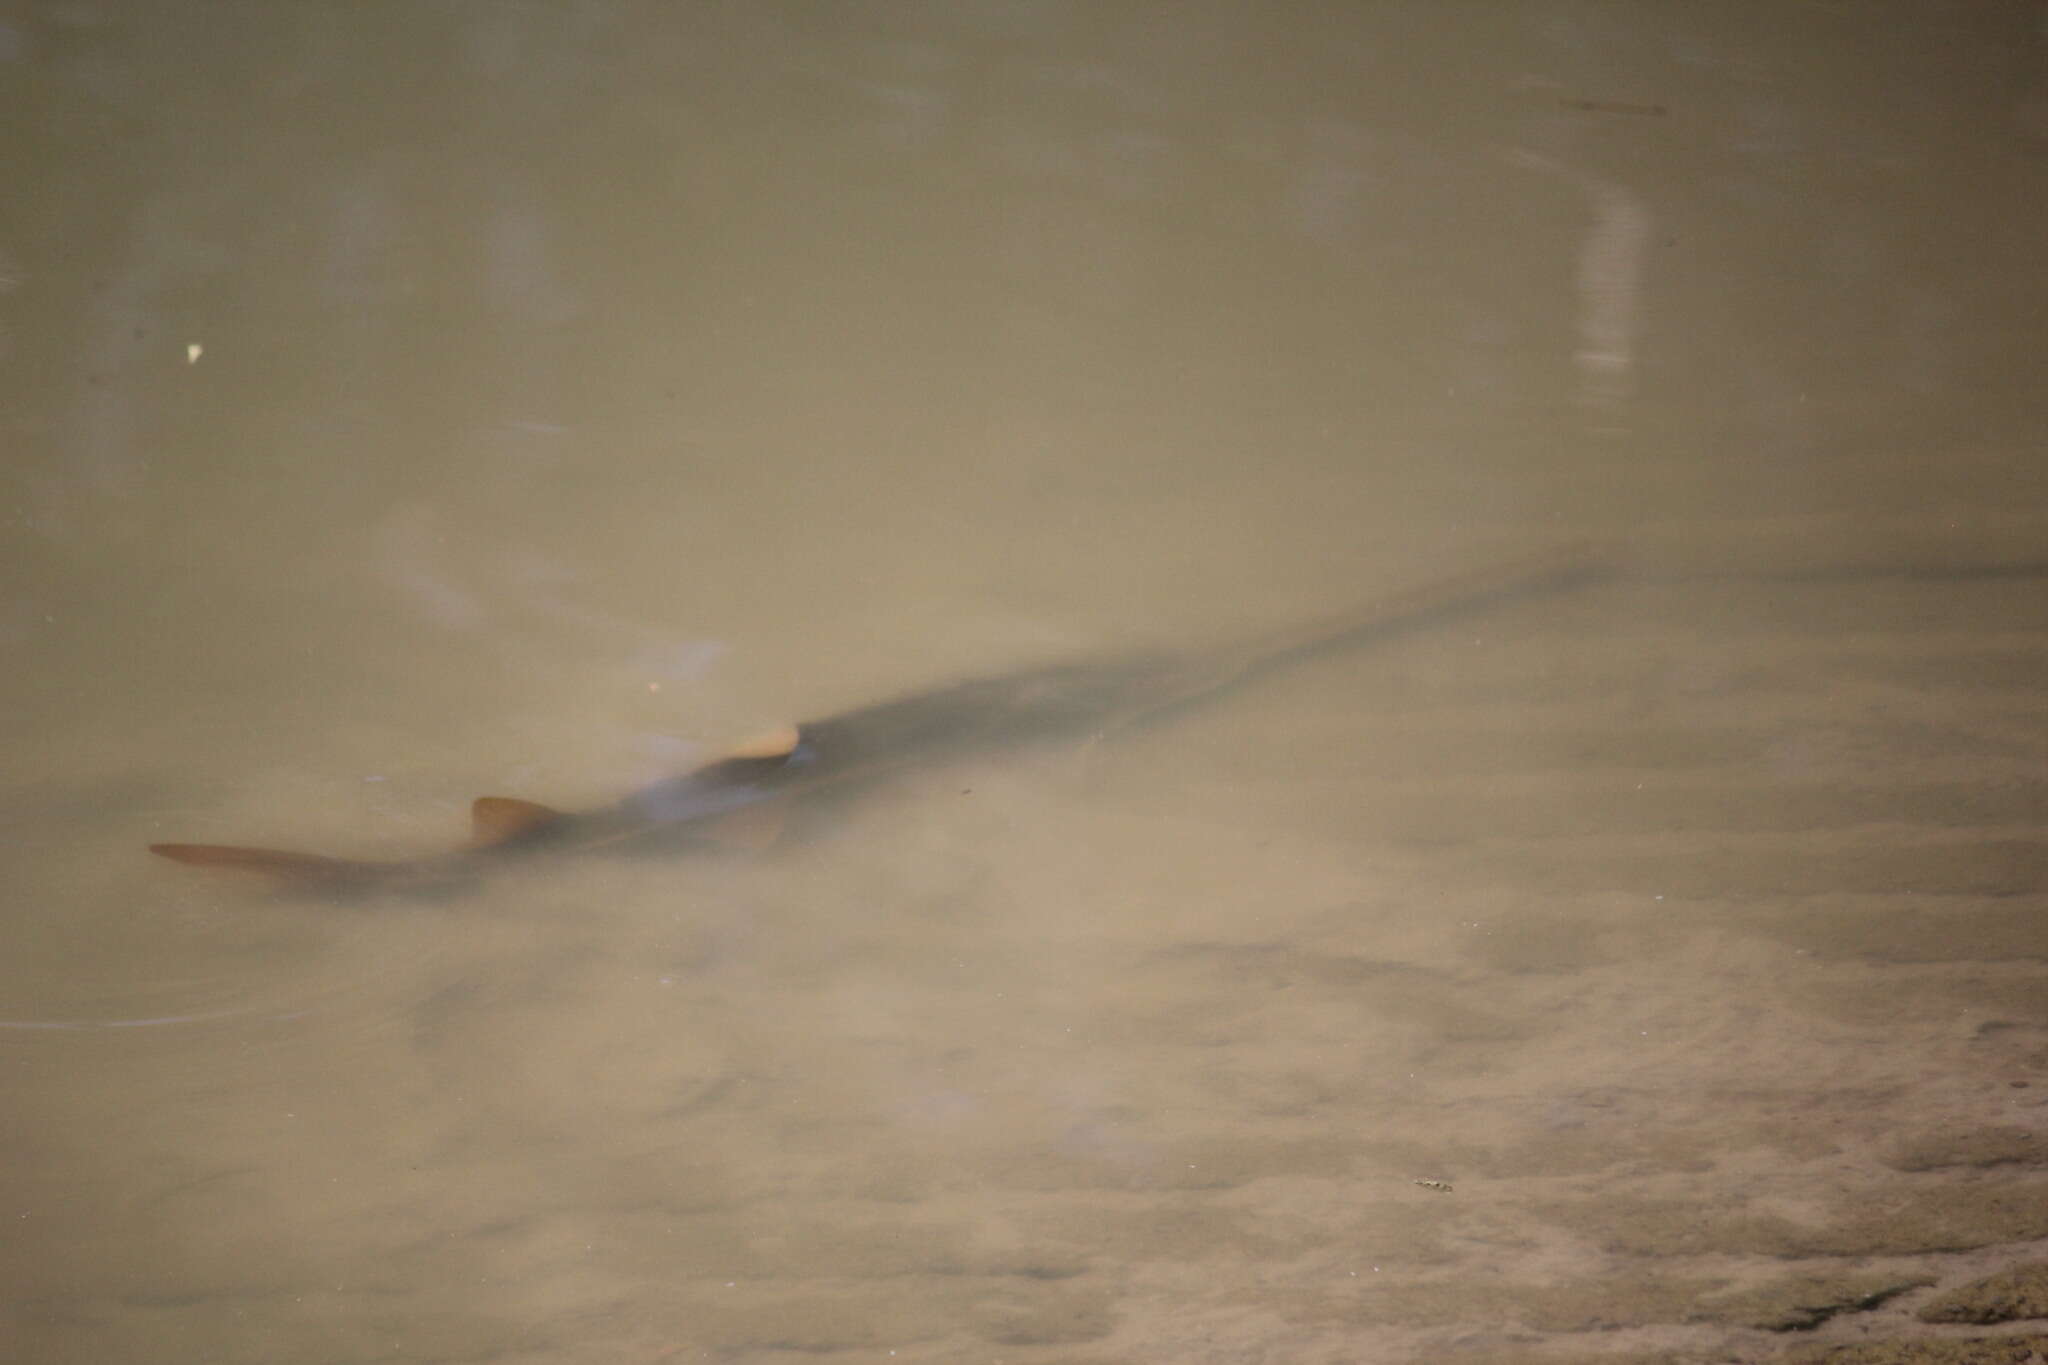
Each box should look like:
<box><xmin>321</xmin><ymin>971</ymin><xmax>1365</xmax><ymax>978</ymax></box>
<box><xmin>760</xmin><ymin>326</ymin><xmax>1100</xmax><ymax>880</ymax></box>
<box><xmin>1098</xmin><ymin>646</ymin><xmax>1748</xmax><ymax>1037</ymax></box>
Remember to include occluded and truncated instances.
<box><xmin>150</xmin><ymin>545</ymin><xmax>1602</xmax><ymax>893</ymax></box>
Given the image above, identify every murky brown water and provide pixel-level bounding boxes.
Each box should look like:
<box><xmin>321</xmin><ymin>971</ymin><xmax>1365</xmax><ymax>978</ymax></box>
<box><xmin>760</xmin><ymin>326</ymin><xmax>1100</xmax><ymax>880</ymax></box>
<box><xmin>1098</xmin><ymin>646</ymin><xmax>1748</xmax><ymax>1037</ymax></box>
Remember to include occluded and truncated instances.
<box><xmin>5</xmin><ymin>5</ymin><xmax>2047</xmax><ymax>1363</ymax></box>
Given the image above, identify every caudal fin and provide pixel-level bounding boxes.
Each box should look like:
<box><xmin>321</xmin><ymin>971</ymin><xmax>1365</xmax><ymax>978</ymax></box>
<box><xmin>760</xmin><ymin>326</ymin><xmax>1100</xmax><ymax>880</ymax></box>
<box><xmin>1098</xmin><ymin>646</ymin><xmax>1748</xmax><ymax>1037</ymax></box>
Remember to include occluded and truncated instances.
<box><xmin>148</xmin><ymin>843</ymin><xmax>391</xmax><ymax>885</ymax></box>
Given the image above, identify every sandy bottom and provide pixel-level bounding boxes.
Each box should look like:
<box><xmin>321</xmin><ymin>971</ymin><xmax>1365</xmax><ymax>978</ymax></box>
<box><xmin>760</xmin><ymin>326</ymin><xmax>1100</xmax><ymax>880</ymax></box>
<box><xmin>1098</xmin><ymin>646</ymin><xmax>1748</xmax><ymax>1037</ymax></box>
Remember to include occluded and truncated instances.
<box><xmin>5</xmin><ymin>563</ymin><xmax>2046</xmax><ymax>1365</ymax></box>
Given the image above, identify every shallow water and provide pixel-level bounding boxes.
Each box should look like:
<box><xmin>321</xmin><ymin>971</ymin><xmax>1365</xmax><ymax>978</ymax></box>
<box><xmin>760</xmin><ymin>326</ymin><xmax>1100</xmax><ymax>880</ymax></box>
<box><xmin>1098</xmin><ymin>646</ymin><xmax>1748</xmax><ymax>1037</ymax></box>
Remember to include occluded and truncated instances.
<box><xmin>4</xmin><ymin>4</ymin><xmax>2047</xmax><ymax>1362</ymax></box>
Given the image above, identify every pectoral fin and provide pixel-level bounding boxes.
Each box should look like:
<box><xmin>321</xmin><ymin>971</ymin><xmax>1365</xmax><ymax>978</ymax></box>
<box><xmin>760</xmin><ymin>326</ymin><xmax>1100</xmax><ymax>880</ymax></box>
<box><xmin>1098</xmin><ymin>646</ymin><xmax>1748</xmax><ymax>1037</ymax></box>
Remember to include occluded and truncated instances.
<box><xmin>470</xmin><ymin>796</ymin><xmax>567</xmax><ymax>848</ymax></box>
<box><xmin>692</xmin><ymin>799</ymin><xmax>790</xmax><ymax>851</ymax></box>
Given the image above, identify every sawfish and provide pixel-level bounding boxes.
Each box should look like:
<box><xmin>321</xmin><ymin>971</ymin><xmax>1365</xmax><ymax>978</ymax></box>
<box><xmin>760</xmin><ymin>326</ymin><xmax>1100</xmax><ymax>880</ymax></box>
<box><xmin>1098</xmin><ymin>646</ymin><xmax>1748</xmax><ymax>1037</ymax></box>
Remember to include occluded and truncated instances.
<box><xmin>149</xmin><ymin>545</ymin><xmax>1603</xmax><ymax>893</ymax></box>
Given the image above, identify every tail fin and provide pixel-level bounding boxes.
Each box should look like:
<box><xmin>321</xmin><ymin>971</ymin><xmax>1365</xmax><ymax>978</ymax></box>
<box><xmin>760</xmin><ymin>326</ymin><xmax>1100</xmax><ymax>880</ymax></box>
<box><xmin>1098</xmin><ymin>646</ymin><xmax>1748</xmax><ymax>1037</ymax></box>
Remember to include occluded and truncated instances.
<box><xmin>148</xmin><ymin>843</ymin><xmax>394</xmax><ymax>886</ymax></box>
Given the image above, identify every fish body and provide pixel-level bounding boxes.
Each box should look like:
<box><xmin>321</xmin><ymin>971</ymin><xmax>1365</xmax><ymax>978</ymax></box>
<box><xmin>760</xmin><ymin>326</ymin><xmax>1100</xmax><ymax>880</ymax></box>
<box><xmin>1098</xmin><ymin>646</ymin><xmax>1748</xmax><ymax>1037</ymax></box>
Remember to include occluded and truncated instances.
<box><xmin>150</xmin><ymin>545</ymin><xmax>1602</xmax><ymax>893</ymax></box>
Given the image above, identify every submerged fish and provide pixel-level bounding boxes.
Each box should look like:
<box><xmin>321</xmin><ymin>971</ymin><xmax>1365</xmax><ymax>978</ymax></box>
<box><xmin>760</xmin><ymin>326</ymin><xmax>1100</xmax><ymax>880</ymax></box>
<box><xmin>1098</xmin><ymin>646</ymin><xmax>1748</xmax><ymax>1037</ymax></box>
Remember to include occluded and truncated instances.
<box><xmin>150</xmin><ymin>545</ymin><xmax>1602</xmax><ymax>893</ymax></box>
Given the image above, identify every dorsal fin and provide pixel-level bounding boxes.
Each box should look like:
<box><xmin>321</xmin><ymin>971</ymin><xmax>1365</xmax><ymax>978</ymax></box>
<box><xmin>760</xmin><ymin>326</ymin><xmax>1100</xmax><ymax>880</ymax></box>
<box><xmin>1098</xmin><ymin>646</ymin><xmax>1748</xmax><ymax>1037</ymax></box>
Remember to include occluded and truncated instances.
<box><xmin>724</xmin><ymin>724</ymin><xmax>803</xmax><ymax>760</ymax></box>
<box><xmin>470</xmin><ymin>796</ymin><xmax>565</xmax><ymax>848</ymax></box>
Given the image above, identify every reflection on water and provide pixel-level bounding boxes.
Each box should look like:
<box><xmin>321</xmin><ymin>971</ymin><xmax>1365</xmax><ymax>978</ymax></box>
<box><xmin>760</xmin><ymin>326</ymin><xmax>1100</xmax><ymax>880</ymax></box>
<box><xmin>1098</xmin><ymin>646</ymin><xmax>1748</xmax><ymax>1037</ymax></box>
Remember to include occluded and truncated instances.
<box><xmin>5</xmin><ymin>3</ymin><xmax>2047</xmax><ymax>1362</ymax></box>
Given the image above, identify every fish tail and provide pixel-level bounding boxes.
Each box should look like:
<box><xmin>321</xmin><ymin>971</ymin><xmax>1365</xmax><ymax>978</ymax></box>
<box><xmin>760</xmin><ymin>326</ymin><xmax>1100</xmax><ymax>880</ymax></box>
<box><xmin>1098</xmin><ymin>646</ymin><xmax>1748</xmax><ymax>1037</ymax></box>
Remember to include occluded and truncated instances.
<box><xmin>147</xmin><ymin>843</ymin><xmax>395</xmax><ymax>886</ymax></box>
